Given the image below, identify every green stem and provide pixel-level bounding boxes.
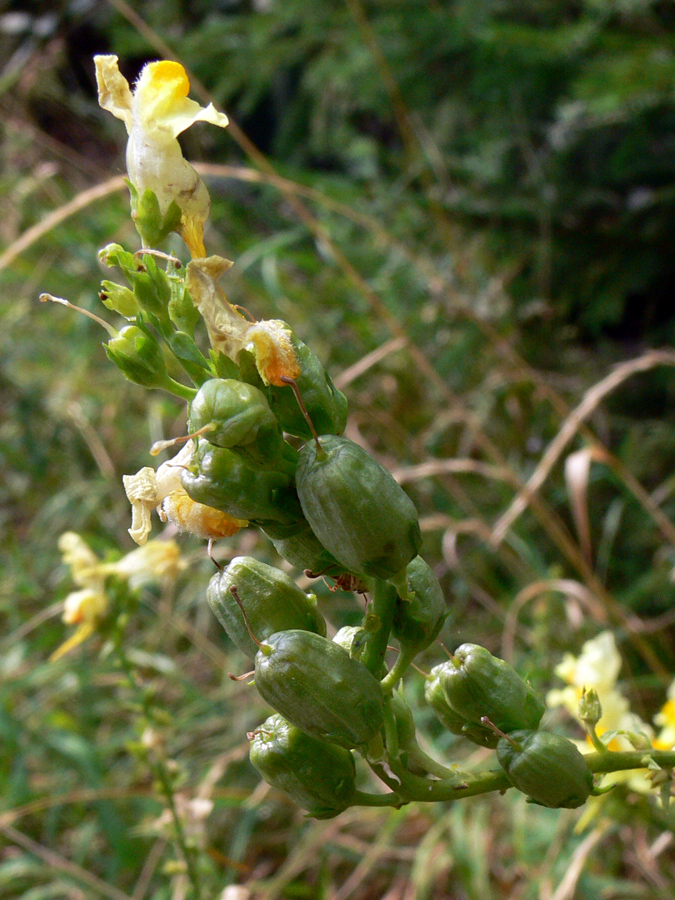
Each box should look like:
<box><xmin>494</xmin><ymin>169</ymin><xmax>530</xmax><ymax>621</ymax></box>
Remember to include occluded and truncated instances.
<box><xmin>381</xmin><ymin>700</ymin><xmax>400</xmax><ymax>757</ymax></box>
<box><xmin>361</xmin><ymin>578</ymin><xmax>398</xmax><ymax>678</ymax></box>
<box><xmin>380</xmin><ymin>648</ymin><xmax>415</xmax><ymax>694</ymax></box>
<box><xmin>113</xmin><ymin>639</ymin><xmax>202</xmax><ymax>900</ymax></box>
<box><xmin>585</xmin><ymin>721</ymin><xmax>609</xmax><ymax>754</ymax></box>
<box><xmin>165</xmin><ymin>376</ymin><xmax>198</xmax><ymax>401</ymax></box>
<box><xmin>371</xmin><ymin>748</ymin><xmax>675</xmax><ymax>807</ymax></box>
<box><xmin>405</xmin><ymin>744</ymin><xmax>465</xmax><ymax>781</ymax></box>
<box><xmin>352</xmin><ymin>789</ymin><xmax>404</xmax><ymax>808</ymax></box>
<box><xmin>586</xmin><ymin>749</ymin><xmax>675</xmax><ymax>774</ymax></box>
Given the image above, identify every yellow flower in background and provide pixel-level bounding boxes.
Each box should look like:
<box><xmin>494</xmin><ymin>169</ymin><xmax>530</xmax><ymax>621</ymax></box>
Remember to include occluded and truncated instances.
<box><xmin>654</xmin><ymin>682</ymin><xmax>675</xmax><ymax>750</ymax></box>
<box><xmin>547</xmin><ymin>631</ymin><xmax>652</xmax><ymax>749</ymax></box>
<box><xmin>547</xmin><ymin>630</ymin><xmax>673</xmax><ymax>830</ymax></box>
<box><xmin>95</xmin><ymin>55</ymin><xmax>229</xmax><ymax>257</ymax></box>
<box><xmin>51</xmin><ymin>587</ymin><xmax>109</xmax><ymax>662</ymax></box>
<box><xmin>51</xmin><ymin>532</ymin><xmax>186</xmax><ymax>661</ymax></box>
<box><xmin>104</xmin><ymin>539</ymin><xmax>186</xmax><ymax>589</ymax></box>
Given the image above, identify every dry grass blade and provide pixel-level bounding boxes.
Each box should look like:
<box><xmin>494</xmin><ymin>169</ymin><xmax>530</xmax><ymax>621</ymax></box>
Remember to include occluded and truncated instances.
<box><xmin>0</xmin><ymin>176</ymin><xmax>127</xmax><ymax>273</ymax></box>
<box><xmin>564</xmin><ymin>447</ymin><xmax>596</xmax><ymax>567</ymax></box>
<box><xmin>0</xmin><ymin>823</ymin><xmax>135</xmax><ymax>900</ymax></box>
<box><xmin>548</xmin><ymin>825</ymin><xmax>607</xmax><ymax>900</ymax></box>
<box><xmin>492</xmin><ymin>350</ymin><xmax>675</xmax><ymax>546</ymax></box>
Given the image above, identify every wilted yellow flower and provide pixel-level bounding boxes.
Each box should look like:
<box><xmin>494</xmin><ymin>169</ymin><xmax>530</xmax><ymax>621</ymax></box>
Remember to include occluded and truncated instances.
<box><xmin>95</xmin><ymin>54</ymin><xmax>229</xmax><ymax>257</ymax></box>
<box><xmin>123</xmin><ymin>442</ymin><xmax>246</xmax><ymax>545</ymax></box>
<box><xmin>186</xmin><ymin>256</ymin><xmax>300</xmax><ymax>385</ymax></box>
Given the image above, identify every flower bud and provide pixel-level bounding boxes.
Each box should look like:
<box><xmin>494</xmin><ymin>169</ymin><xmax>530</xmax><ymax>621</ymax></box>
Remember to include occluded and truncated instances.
<box><xmin>105</xmin><ymin>325</ymin><xmax>168</xmax><ymax>389</ymax></box>
<box><xmin>578</xmin><ymin>687</ymin><xmax>602</xmax><ymax>728</ymax></box>
<box><xmin>332</xmin><ymin>626</ymin><xmax>368</xmax><ymax>660</ymax></box>
<box><xmin>100</xmin><ymin>280</ymin><xmax>139</xmax><ymax>318</ymax></box>
<box><xmin>249</xmin><ymin>714</ymin><xmax>356</xmax><ymax>818</ymax></box>
<box><xmin>254</xmin><ymin>630</ymin><xmax>384</xmax><ymax>749</ymax></box>
<box><xmin>207</xmin><ymin>557</ymin><xmax>325</xmax><ymax>659</ymax></box>
<box><xmin>497</xmin><ymin>730</ymin><xmax>593</xmax><ymax>808</ymax></box>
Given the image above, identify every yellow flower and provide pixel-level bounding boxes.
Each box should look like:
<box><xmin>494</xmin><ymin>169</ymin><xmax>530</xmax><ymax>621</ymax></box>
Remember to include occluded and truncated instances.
<box><xmin>51</xmin><ymin>587</ymin><xmax>109</xmax><ymax>662</ymax></box>
<box><xmin>51</xmin><ymin>532</ymin><xmax>187</xmax><ymax>661</ymax></box>
<box><xmin>653</xmin><ymin>682</ymin><xmax>675</xmax><ymax>750</ymax></box>
<box><xmin>104</xmin><ymin>539</ymin><xmax>186</xmax><ymax>589</ymax></box>
<box><xmin>58</xmin><ymin>532</ymin><xmax>102</xmax><ymax>587</ymax></box>
<box><xmin>95</xmin><ymin>55</ymin><xmax>229</xmax><ymax>257</ymax></box>
<box><xmin>547</xmin><ymin>631</ymin><xmax>652</xmax><ymax>749</ymax></box>
<box><xmin>123</xmin><ymin>442</ymin><xmax>246</xmax><ymax>545</ymax></box>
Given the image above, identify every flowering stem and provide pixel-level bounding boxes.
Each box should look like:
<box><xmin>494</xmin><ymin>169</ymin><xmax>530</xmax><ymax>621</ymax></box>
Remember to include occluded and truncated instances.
<box><xmin>113</xmin><ymin>635</ymin><xmax>203</xmax><ymax>900</ymax></box>
<box><xmin>585</xmin><ymin>749</ymin><xmax>675</xmax><ymax>774</ymax></box>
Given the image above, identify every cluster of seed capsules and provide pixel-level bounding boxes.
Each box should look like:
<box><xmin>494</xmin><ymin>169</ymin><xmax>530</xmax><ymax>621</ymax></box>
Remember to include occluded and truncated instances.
<box><xmin>101</xmin><ymin>246</ymin><xmax>594</xmax><ymax>816</ymax></box>
<box><xmin>182</xmin><ymin>346</ymin><xmax>594</xmax><ymax>817</ymax></box>
<box><xmin>184</xmin><ymin>341</ymin><xmax>444</xmax><ymax>817</ymax></box>
<box><xmin>425</xmin><ymin>646</ymin><xmax>594</xmax><ymax>809</ymax></box>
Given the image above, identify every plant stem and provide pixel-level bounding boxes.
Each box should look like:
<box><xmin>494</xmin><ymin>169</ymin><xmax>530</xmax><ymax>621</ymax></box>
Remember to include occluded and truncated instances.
<box><xmin>368</xmin><ymin>747</ymin><xmax>675</xmax><ymax>807</ymax></box>
<box><xmin>361</xmin><ymin>578</ymin><xmax>397</xmax><ymax>678</ymax></box>
<box><xmin>380</xmin><ymin>648</ymin><xmax>415</xmax><ymax>693</ymax></box>
<box><xmin>586</xmin><ymin>749</ymin><xmax>675</xmax><ymax>774</ymax></box>
<box><xmin>113</xmin><ymin>638</ymin><xmax>202</xmax><ymax>900</ymax></box>
<box><xmin>352</xmin><ymin>789</ymin><xmax>403</xmax><ymax>808</ymax></box>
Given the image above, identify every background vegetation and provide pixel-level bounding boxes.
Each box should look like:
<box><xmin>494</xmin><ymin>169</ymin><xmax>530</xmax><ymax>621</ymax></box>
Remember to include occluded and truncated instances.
<box><xmin>3</xmin><ymin>0</ymin><xmax>675</xmax><ymax>897</ymax></box>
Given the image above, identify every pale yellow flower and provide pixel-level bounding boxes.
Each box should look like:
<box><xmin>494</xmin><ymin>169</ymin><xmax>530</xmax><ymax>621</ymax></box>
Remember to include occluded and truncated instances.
<box><xmin>51</xmin><ymin>587</ymin><xmax>109</xmax><ymax>662</ymax></box>
<box><xmin>547</xmin><ymin>630</ymin><xmax>662</xmax><ymax>827</ymax></box>
<box><xmin>547</xmin><ymin>631</ymin><xmax>652</xmax><ymax>749</ymax></box>
<box><xmin>95</xmin><ymin>54</ymin><xmax>228</xmax><ymax>257</ymax></box>
<box><xmin>123</xmin><ymin>442</ymin><xmax>246</xmax><ymax>545</ymax></box>
<box><xmin>52</xmin><ymin>532</ymin><xmax>187</xmax><ymax>661</ymax></box>
<box><xmin>104</xmin><ymin>539</ymin><xmax>186</xmax><ymax>589</ymax></box>
<box><xmin>57</xmin><ymin>532</ymin><xmax>102</xmax><ymax>588</ymax></box>
<box><xmin>653</xmin><ymin>681</ymin><xmax>675</xmax><ymax>750</ymax></box>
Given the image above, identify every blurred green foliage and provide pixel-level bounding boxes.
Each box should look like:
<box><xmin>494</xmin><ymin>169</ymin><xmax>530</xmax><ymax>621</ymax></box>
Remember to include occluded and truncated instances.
<box><xmin>3</xmin><ymin>0</ymin><xmax>675</xmax><ymax>897</ymax></box>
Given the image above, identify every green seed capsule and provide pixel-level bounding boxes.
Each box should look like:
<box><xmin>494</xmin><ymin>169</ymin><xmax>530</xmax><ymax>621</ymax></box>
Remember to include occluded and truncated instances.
<box><xmin>424</xmin><ymin>664</ymin><xmax>499</xmax><ymax>748</ymax></box>
<box><xmin>389</xmin><ymin>688</ymin><xmax>417</xmax><ymax>751</ymax></box>
<box><xmin>497</xmin><ymin>730</ymin><xmax>593</xmax><ymax>809</ymax></box>
<box><xmin>249</xmin><ymin>714</ymin><xmax>356</xmax><ymax>818</ymax></box>
<box><xmin>189</xmin><ymin>378</ymin><xmax>288</xmax><ymax>468</ymax></box>
<box><xmin>296</xmin><ymin>435</ymin><xmax>421</xmax><ymax>580</ymax></box>
<box><xmin>392</xmin><ymin>557</ymin><xmax>448</xmax><ymax>658</ymax></box>
<box><xmin>189</xmin><ymin>378</ymin><xmax>279</xmax><ymax>448</ymax></box>
<box><xmin>181</xmin><ymin>441</ymin><xmax>302</xmax><ymax>524</ymax></box>
<box><xmin>439</xmin><ymin>644</ymin><xmax>545</xmax><ymax>735</ymax></box>
<box><xmin>255</xmin><ymin>630</ymin><xmax>384</xmax><ymax>749</ymax></box>
<box><xmin>266</xmin><ymin>523</ymin><xmax>344</xmax><ymax>575</ymax></box>
<box><xmin>265</xmin><ymin>334</ymin><xmax>348</xmax><ymax>439</ymax></box>
<box><xmin>207</xmin><ymin>557</ymin><xmax>326</xmax><ymax>659</ymax></box>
